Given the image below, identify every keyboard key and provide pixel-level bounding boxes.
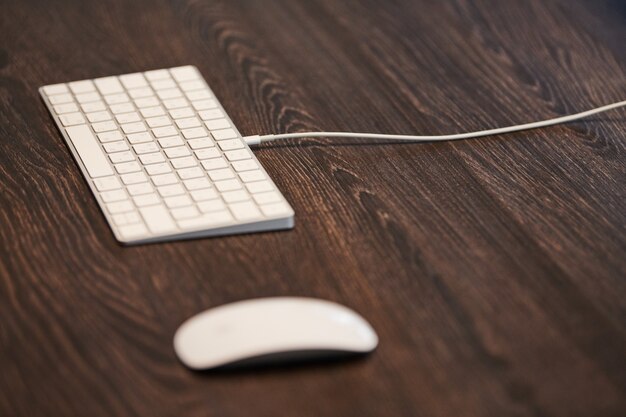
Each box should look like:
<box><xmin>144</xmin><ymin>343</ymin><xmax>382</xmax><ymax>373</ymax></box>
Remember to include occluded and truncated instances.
<box><xmin>115</xmin><ymin>161</ymin><xmax>141</xmax><ymax>174</ymax></box>
<box><xmin>222</xmin><ymin>190</ymin><xmax>250</xmax><ymax>203</ymax></box>
<box><xmin>157</xmin><ymin>88</ymin><xmax>182</xmax><ymax>100</ymax></box>
<box><xmin>239</xmin><ymin>170</ymin><xmax>265</xmax><ymax>182</ymax></box>
<box><xmin>48</xmin><ymin>93</ymin><xmax>73</xmax><ymax>105</ymax></box>
<box><xmin>112</xmin><ymin>213</ymin><xmax>132</xmax><ymax>225</ymax></box>
<box><xmin>128</xmin><ymin>87</ymin><xmax>154</xmax><ymax>99</ymax></box>
<box><xmin>102</xmin><ymin>141</ymin><xmax>129</xmax><ymax>153</ymax></box>
<box><xmin>192</xmin><ymin>99</ymin><xmax>217</xmax><ymax>110</ymax></box>
<box><xmin>109</xmin><ymin>103</ymin><xmax>135</xmax><ymax>114</ymax></box>
<box><xmin>246</xmin><ymin>180</ymin><xmax>273</xmax><ymax>194</ymax></box>
<box><xmin>179</xmin><ymin>80</ymin><xmax>206</xmax><ymax>91</ymax></box>
<box><xmin>201</xmin><ymin>158</ymin><xmax>228</xmax><ymax>171</ymax></box>
<box><xmin>177</xmin><ymin>211</ymin><xmax>232</xmax><ymax>229</ymax></box>
<box><xmin>145</xmin><ymin>162</ymin><xmax>171</xmax><ymax>175</ymax></box>
<box><xmin>109</xmin><ymin>151</ymin><xmax>135</xmax><ymax>164</ymax></box>
<box><xmin>190</xmin><ymin>188</ymin><xmax>218</xmax><ymax>201</ymax></box>
<box><xmin>140</xmin><ymin>106</ymin><xmax>165</xmax><ymax>118</ymax></box>
<box><xmin>139</xmin><ymin>205</ymin><xmax>177</xmax><ymax>234</ymax></box>
<box><xmin>118</xmin><ymin>223</ymin><xmax>148</xmax><ymax>239</ymax></box>
<box><xmin>151</xmin><ymin>78</ymin><xmax>176</xmax><ymax>90</ymax></box>
<box><xmin>104</xmin><ymin>93</ymin><xmax>130</xmax><ymax>105</ymax></box>
<box><xmin>43</xmin><ymin>84</ymin><xmax>69</xmax><ymax>95</ymax></box>
<box><xmin>212</xmin><ymin>128</ymin><xmax>237</xmax><ymax>140</ymax></box>
<box><xmin>231</xmin><ymin>159</ymin><xmax>258</xmax><ymax>171</ymax></box>
<box><xmin>163</xmin><ymin>98</ymin><xmax>188</xmax><ymax>109</ymax></box>
<box><xmin>260</xmin><ymin>202</ymin><xmax>292</xmax><ymax>217</ymax></box>
<box><xmin>119</xmin><ymin>73</ymin><xmax>148</xmax><ymax>89</ymax></box>
<box><xmin>66</xmin><ymin>125</ymin><xmax>114</xmax><ymax>178</ymax></box>
<box><xmin>133</xmin><ymin>142</ymin><xmax>159</xmax><ymax>154</ymax></box>
<box><xmin>92</xmin><ymin>121</ymin><xmax>117</xmax><ymax>133</ymax></box>
<box><xmin>229</xmin><ymin>201</ymin><xmax>262</xmax><ymax>221</ymax></box>
<box><xmin>127</xmin><ymin>132</ymin><xmax>153</xmax><ymax>144</ymax></box>
<box><xmin>98</xmin><ymin>130</ymin><xmax>124</xmax><ymax>143</ymax></box>
<box><xmin>69</xmin><ymin>80</ymin><xmax>96</xmax><ymax>94</ymax></box>
<box><xmin>100</xmin><ymin>189</ymin><xmax>127</xmax><ymax>203</ymax></box>
<box><xmin>208</xmin><ymin>168</ymin><xmax>235</xmax><ymax>181</ymax></box>
<box><xmin>198</xmin><ymin>109</ymin><xmax>225</xmax><ymax>120</ymax></box>
<box><xmin>158</xmin><ymin>135</ymin><xmax>184</xmax><ymax>148</ymax></box>
<box><xmin>175</xmin><ymin>117</ymin><xmax>201</xmax><ymax>129</ymax></box>
<box><xmin>171</xmin><ymin>156</ymin><xmax>196</xmax><ymax>169</ymax></box>
<box><xmin>94</xmin><ymin>76</ymin><xmax>124</xmax><ymax>95</ymax></box>
<box><xmin>127</xmin><ymin>182</ymin><xmax>154</xmax><ymax>196</ymax></box>
<box><xmin>145</xmin><ymin>69</ymin><xmax>170</xmax><ymax>81</ymax></box>
<box><xmin>107</xmin><ymin>200</ymin><xmax>134</xmax><ymax>214</ymax></box>
<box><xmin>112</xmin><ymin>213</ymin><xmax>132</xmax><ymax>226</ymax></box>
<box><xmin>121</xmin><ymin>211</ymin><xmax>142</xmax><ymax>224</ymax></box>
<box><xmin>167</xmin><ymin>109</ymin><xmax>192</xmax><ymax>121</ymax></box>
<box><xmin>214</xmin><ymin>179</ymin><xmax>242</xmax><ymax>192</ymax></box>
<box><xmin>170</xmin><ymin>66</ymin><xmax>200</xmax><ymax>82</ymax></box>
<box><xmin>59</xmin><ymin>112</ymin><xmax>86</xmax><ymax>126</ymax></box>
<box><xmin>224</xmin><ymin>149</ymin><xmax>251</xmax><ymax>161</ymax></box>
<box><xmin>54</xmin><ymin>102</ymin><xmax>79</xmax><ymax>114</ymax></box>
<box><xmin>181</xmin><ymin>127</ymin><xmax>206</xmax><ymax>139</ymax></box>
<box><xmin>93</xmin><ymin>176</ymin><xmax>121</xmax><ymax>191</ymax></box>
<box><xmin>205</xmin><ymin>119</ymin><xmax>230</xmax><ymax>130</ymax></box>
<box><xmin>177</xmin><ymin>167</ymin><xmax>204</xmax><ymax>180</ymax></box>
<box><xmin>171</xmin><ymin>206</ymin><xmax>199</xmax><ymax>220</ymax></box>
<box><xmin>187</xmin><ymin>137</ymin><xmax>213</xmax><ymax>150</ymax></box>
<box><xmin>195</xmin><ymin>148</ymin><xmax>221</xmax><ymax>160</ymax></box>
<box><xmin>116</xmin><ymin>112</ymin><xmax>141</xmax><ymax>124</ymax></box>
<box><xmin>158</xmin><ymin>184</ymin><xmax>185</xmax><ymax>197</ymax></box>
<box><xmin>121</xmin><ymin>172</ymin><xmax>148</xmax><ymax>185</ymax></box>
<box><xmin>75</xmin><ymin>92</ymin><xmax>101</xmax><ymax>104</ymax></box>
<box><xmin>164</xmin><ymin>195</ymin><xmax>193</xmax><ymax>209</ymax></box>
<box><xmin>133</xmin><ymin>193</ymin><xmax>160</xmax><ymax>207</ymax></box>
<box><xmin>146</xmin><ymin>116</ymin><xmax>172</xmax><ymax>128</ymax></box>
<box><xmin>151</xmin><ymin>173</ymin><xmax>178</xmax><ymax>186</ymax></box>
<box><xmin>164</xmin><ymin>146</ymin><xmax>190</xmax><ymax>158</ymax></box>
<box><xmin>81</xmin><ymin>101</ymin><xmax>106</xmax><ymax>113</ymax></box>
<box><xmin>186</xmin><ymin>90</ymin><xmax>212</xmax><ymax>101</ymax></box>
<box><xmin>252</xmin><ymin>191</ymin><xmax>282</xmax><ymax>205</ymax></box>
<box><xmin>86</xmin><ymin>111</ymin><xmax>111</xmax><ymax>123</ymax></box>
<box><xmin>152</xmin><ymin>125</ymin><xmax>177</xmax><ymax>137</ymax></box>
<box><xmin>134</xmin><ymin>97</ymin><xmax>160</xmax><ymax>108</ymax></box>
<box><xmin>184</xmin><ymin>177</ymin><xmax>211</xmax><ymax>191</ymax></box>
<box><xmin>218</xmin><ymin>139</ymin><xmax>244</xmax><ymax>151</ymax></box>
<box><xmin>121</xmin><ymin>122</ymin><xmax>146</xmax><ymax>134</ymax></box>
<box><xmin>139</xmin><ymin>152</ymin><xmax>165</xmax><ymax>165</ymax></box>
<box><xmin>197</xmin><ymin>200</ymin><xmax>226</xmax><ymax>213</ymax></box>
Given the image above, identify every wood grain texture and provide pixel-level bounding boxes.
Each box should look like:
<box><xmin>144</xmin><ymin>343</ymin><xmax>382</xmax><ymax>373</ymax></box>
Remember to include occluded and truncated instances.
<box><xmin>0</xmin><ymin>0</ymin><xmax>625</xmax><ymax>416</ymax></box>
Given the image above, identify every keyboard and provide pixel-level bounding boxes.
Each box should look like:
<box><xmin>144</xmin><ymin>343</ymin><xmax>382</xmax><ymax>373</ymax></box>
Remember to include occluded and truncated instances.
<box><xmin>40</xmin><ymin>66</ymin><xmax>294</xmax><ymax>244</ymax></box>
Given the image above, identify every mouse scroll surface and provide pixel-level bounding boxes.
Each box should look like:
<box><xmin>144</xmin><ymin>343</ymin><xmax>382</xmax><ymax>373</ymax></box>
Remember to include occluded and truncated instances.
<box><xmin>173</xmin><ymin>297</ymin><xmax>378</xmax><ymax>370</ymax></box>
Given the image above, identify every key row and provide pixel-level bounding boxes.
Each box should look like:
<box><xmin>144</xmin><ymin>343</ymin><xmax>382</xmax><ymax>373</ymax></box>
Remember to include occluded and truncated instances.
<box><xmin>52</xmin><ymin>99</ymin><xmax>225</xmax><ymax>123</ymax></box>
<box><xmin>51</xmin><ymin>88</ymin><xmax>217</xmax><ymax>118</ymax></box>
<box><xmin>42</xmin><ymin>66</ymin><xmax>203</xmax><ymax>97</ymax></box>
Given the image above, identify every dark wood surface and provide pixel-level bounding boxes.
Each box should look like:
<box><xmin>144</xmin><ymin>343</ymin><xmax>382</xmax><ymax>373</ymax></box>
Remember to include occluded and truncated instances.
<box><xmin>1</xmin><ymin>0</ymin><xmax>625</xmax><ymax>416</ymax></box>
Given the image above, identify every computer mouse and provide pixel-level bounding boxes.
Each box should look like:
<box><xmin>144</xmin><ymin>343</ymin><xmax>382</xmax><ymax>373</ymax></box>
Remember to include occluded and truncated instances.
<box><xmin>173</xmin><ymin>297</ymin><xmax>378</xmax><ymax>370</ymax></box>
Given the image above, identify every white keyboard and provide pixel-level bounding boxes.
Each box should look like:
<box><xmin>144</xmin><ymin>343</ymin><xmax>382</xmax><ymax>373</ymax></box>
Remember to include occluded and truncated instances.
<box><xmin>40</xmin><ymin>66</ymin><xmax>294</xmax><ymax>244</ymax></box>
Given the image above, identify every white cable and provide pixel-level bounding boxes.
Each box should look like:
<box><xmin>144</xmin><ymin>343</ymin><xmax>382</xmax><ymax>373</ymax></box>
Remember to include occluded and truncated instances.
<box><xmin>243</xmin><ymin>100</ymin><xmax>626</xmax><ymax>147</ymax></box>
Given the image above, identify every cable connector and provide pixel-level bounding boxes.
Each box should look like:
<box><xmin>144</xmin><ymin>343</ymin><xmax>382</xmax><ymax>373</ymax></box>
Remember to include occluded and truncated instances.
<box><xmin>243</xmin><ymin>135</ymin><xmax>262</xmax><ymax>147</ymax></box>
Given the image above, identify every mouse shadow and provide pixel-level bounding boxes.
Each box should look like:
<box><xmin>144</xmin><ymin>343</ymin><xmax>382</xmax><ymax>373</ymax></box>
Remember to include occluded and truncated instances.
<box><xmin>186</xmin><ymin>351</ymin><xmax>372</xmax><ymax>378</ymax></box>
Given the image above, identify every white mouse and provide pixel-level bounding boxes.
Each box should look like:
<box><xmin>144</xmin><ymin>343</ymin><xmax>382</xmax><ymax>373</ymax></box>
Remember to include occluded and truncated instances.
<box><xmin>173</xmin><ymin>297</ymin><xmax>378</xmax><ymax>370</ymax></box>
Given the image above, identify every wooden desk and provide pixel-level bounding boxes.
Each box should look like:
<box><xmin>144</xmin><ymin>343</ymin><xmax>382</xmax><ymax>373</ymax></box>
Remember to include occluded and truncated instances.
<box><xmin>1</xmin><ymin>1</ymin><xmax>624</xmax><ymax>416</ymax></box>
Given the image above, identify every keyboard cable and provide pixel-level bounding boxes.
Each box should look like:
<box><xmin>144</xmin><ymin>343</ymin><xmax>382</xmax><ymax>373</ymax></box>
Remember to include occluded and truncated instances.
<box><xmin>243</xmin><ymin>100</ymin><xmax>626</xmax><ymax>147</ymax></box>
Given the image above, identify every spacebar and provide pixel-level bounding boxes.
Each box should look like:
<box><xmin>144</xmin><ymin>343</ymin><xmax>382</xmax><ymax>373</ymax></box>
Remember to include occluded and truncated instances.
<box><xmin>65</xmin><ymin>125</ymin><xmax>114</xmax><ymax>178</ymax></box>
